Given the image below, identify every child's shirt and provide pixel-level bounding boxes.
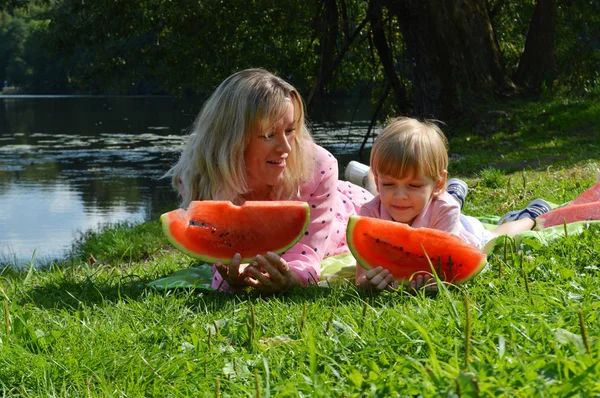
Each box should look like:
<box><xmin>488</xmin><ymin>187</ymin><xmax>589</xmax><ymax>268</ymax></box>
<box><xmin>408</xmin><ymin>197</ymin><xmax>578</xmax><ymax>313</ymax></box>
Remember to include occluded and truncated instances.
<box><xmin>210</xmin><ymin>144</ymin><xmax>374</xmax><ymax>290</ymax></box>
<box><xmin>359</xmin><ymin>191</ymin><xmax>484</xmax><ymax>249</ymax></box>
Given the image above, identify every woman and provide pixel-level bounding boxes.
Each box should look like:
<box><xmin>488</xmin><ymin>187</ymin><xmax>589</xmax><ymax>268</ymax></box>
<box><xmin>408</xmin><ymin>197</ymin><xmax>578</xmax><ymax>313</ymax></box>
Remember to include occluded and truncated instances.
<box><xmin>167</xmin><ymin>69</ymin><xmax>373</xmax><ymax>293</ymax></box>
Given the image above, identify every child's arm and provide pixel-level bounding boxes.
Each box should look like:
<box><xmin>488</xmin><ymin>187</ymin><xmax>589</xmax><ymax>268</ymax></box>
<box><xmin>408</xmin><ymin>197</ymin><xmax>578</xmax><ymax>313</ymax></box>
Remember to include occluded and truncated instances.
<box><xmin>354</xmin><ymin>201</ymin><xmax>397</xmax><ymax>291</ymax></box>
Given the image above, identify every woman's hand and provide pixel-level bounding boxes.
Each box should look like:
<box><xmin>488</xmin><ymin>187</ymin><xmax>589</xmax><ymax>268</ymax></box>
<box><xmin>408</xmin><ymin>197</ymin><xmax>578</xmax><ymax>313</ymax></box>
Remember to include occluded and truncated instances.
<box><xmin>244</xmin><ymin>252</ymin><xmax>301</xmax><ymax>293</ymax></box>
<box><xmin>215</xmin><ymin>253</ymin><xmax>249</xmax><ymax>291</ymax></box>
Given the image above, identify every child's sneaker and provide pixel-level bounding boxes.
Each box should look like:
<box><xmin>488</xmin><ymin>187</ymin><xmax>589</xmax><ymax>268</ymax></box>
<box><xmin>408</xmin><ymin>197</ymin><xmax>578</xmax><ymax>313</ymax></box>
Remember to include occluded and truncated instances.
<box><xmin>345</xmin><ymin>161</ymin><xmax>370</xmax><ymax>188</ymax></box>
<box><xmin>497</xmin><ymin>199</ymin><xmax>552</xmax><ymax>225</ymax></box>
<box><xmin>446</xmin><ymin>178</ymin><xmax>468</xmax><ymax>210</ymax></box>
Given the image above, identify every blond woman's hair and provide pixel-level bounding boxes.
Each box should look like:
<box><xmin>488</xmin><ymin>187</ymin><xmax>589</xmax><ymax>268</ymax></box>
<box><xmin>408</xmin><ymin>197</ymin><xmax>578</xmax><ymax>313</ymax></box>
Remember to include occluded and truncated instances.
<box><xmin>370</xmin><ymin>117</ymin><xmax>448</xmax><ymax>186</ymax></box>
<box><xmin>166</xmin><ymin>69</ymin><xmax>315</xmax><ymax>207</ymax></box>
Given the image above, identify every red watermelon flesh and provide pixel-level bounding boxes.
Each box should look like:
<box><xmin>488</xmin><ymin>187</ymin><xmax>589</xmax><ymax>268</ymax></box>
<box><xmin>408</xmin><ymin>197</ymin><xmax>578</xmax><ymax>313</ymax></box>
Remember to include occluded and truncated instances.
<box><xmin>568</xmin><ymin>182</ymin><xmax>600</xmax><ymax>206</ymax></box>
<box><xmin>537</xmin><ymin>201</ymin><xmax>600</xmax><ymax>229</ymax></box>
<box><xmin>160</xmin><ymin>201</ymin><xmax>310</xmax><ymax>264</ymax></box>
<box><xmin>347</xmin><ymin>216</ymin><xmax>486</xmax><ymax>284</ymax></box>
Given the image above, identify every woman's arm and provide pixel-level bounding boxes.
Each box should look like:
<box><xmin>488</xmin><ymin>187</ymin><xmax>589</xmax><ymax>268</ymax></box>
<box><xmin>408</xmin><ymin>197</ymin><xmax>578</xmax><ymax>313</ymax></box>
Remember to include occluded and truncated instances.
<box><xmin>280</xmin><ymin>147</ymin><xmax>346</xmax><ymax>285</ymax></box>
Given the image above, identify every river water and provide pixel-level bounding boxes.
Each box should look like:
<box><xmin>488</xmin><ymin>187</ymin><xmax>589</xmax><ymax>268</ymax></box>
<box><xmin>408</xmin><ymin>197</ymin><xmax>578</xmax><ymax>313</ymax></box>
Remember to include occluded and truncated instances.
<box><xmin>0</xmin><ymin>96</ymin><xmax>377</xmax><ymax>267</ymax></box>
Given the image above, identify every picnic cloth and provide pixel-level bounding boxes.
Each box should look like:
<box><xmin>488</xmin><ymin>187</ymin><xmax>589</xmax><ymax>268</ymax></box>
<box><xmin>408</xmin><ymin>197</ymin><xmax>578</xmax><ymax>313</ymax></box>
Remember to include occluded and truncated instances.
<box><xmin>147</xmin><ymin>219</ymin><xmax>600</xmax><ymax>290</ymax></box>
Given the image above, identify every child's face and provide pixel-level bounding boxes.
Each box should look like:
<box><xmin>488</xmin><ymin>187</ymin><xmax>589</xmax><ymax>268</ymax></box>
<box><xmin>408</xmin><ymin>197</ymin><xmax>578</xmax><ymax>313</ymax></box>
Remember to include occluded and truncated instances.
<box><xmin>375</xmin><ymin>170</ymin><xmax>445</xmax><ymax>225</ymax></box>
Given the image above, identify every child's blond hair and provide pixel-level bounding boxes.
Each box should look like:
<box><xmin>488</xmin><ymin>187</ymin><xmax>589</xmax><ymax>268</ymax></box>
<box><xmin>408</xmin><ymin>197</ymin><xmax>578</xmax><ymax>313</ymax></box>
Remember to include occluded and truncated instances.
<box><xmin>166</xmin><ymin>69</ymin><xmax>315</xmax><ymax>207</ymax></box>
<box><xmin>370</xmin><ymin>117</ymin><xmax>448</xmax><ymax>185</ymax></box>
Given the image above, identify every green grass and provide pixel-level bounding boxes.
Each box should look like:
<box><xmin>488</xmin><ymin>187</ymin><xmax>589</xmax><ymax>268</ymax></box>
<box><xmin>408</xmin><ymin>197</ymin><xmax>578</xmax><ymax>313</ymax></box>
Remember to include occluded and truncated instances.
<box><xmin>1</xmin><ymin>94</ymin><xmax>600</xmax><ymax>396</ymax></box>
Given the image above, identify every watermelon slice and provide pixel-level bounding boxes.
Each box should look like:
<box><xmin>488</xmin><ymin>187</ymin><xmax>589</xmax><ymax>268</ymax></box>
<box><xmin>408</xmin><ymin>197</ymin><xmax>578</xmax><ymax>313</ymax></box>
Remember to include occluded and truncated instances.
<box><xmin>347</xmin><ymin>216</ymin><xmax>486</xmax><ymax>284</ymax></box>
<box><xmin>537</xmin><ymin>201</ymin><xmax>600</xmax><ymax>229</ymax></box>
<box><xmin>161</xmin><ymin>201</ymin><xmax>310</xmax><ymax>264</ymax></box>
<box><xmin>568</xmin><ymin>182</ymin><xmax>600</xmax><ymax>206</ymax></box>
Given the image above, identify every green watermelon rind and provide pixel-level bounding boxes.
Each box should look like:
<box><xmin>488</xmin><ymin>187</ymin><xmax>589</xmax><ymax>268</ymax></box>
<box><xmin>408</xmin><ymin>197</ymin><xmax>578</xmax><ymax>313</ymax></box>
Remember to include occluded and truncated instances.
<box><xmin>160</xmin><ymin>203</ymin><xmax>310</xmax><ymax>264</ymax></box>
<box><xmin>347</xmin><ymin>215</ymin><xmax>487</xmax><ymax>284</ymax></box>
<box><xmin>346</xmin><ymin>216</ymin><xmax>373</xmax><ymax>272</ymax></box>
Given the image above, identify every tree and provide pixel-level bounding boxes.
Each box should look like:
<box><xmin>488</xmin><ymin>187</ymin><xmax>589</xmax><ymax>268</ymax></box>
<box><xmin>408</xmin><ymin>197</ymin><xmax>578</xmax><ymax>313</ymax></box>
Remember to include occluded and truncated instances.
<box><xmin>0</xmin><ymin>12</ymin><xmax>27</xmax><ymax>85</ymax></box>
<box><xmin>382</xmin><ymin>0</ymin><xmax>515</xmax><ymax>118</ymax></box>
<box><xmin>513</xmin><ymin>0</ymin><xmax>557</xmax><ymax>95</ymax></box>
<box><xmin>21</xmin><ymin>0</ymin><xmax>599</xmax><ymax>118</ymax></box>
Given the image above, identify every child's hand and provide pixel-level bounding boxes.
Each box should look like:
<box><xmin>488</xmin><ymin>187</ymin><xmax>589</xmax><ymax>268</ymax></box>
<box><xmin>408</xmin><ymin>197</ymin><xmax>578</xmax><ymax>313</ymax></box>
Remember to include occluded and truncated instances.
<box><xmin>215</xmin><ymin>253</ymin><xmax>249</xmax><ymax>291</ymax></box>
<box><xmin>365</xmin><ymin>266</ymin><xmax>397</xmax><ymax>291</ymax></box>
<box><xmin>408</xmin><ymin>273</ymin><xmax>438</xmax><ymax>295</ymax></box>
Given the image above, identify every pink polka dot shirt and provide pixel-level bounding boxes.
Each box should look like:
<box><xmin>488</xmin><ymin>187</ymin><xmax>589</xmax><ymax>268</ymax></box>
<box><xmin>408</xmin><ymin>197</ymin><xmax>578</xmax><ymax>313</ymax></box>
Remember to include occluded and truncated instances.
<box><xmin>212</xmin><ymin>143</ymin><xmax>374</xmax><ymax>290</ymax></box>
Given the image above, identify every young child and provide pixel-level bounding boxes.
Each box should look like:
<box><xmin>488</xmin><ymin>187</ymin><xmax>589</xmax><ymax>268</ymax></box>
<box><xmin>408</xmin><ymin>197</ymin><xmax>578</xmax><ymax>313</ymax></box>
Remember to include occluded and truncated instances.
<box><xmin>355</xmin><ymin>117</ymin><xmax>551</xmax><ymax>291</ymax></box>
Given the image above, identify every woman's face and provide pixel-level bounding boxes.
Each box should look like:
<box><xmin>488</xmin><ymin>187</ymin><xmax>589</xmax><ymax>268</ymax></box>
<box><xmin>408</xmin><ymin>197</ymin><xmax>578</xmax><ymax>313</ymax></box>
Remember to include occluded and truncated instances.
<box><xmin>244</xmin><ymin>101</ymin><xmax>296</xmax><ymax>199</ymax></box>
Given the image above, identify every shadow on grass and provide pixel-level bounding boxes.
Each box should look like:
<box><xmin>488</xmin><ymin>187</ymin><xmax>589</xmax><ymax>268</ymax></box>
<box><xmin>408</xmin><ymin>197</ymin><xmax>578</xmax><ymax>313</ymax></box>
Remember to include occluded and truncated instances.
<box><xmin>15</xmin><ymin>268</ymin><xmax>419</xmax><ymax>314</ymax></box>
<box><xmin>447</xmin><ymin>95</ymin><xmax>600</xmax><ymax>176</ymax></box>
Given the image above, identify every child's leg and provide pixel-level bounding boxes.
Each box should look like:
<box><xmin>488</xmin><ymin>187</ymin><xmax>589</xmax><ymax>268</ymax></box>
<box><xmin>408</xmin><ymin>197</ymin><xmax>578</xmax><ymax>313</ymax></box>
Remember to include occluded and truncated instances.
<box><xmin>491</xmin><ymin>218</ymin><xmax>535</xmax><ymax>238</ymax></box>
<box><xmin>446</xmin><ymin>178</ymin><xmax>468</xmax><ymax>210</ymax></box>
<box><xmin>364</xmin><ymin>170</ymin><xmax>378</xmax><ymax>195</ymax></box>
<box><xmin>497</xmin><ymin>199</ymin><xmax>551</xmax><ymax>225</ymax></box>
<box><xmin>344</xmin><ymin>161</ymin><xmax>378</xmax><ymax>195</ymax></box>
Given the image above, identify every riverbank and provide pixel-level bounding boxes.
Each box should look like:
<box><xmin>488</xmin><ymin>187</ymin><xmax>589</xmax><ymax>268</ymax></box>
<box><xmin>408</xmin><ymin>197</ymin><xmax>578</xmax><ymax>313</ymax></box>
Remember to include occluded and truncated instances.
<box><xmin>1</xmin><ymin>94</ymin><xmax>599</xmax><ymax>395</ymax></box>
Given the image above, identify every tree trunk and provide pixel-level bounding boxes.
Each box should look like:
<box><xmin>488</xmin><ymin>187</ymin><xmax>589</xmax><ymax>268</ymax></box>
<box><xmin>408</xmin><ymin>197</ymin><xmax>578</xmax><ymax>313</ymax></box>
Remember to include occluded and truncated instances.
<box><xmin>307</xmin><ymin>0</ymin><xmax>339</xmax><ymax>108</ymax></box>
<box><xmin>307</xmin><ymin>0</ymin><xmax>371</xmax><ymax>110</ymax></box>
<box><xmin>513</xmin><ymin>0</ymin><xmax>556</xmax><ymax>95</ymax></box>
<box><xmin>384</xmin><ymin>0</ymin><xmax>513</xmax><ymax>119</ymax></box>
<box><xmin>367</xmin><ymin>0</ymin><xmax>409</xmax><ymax>113</ymax></box>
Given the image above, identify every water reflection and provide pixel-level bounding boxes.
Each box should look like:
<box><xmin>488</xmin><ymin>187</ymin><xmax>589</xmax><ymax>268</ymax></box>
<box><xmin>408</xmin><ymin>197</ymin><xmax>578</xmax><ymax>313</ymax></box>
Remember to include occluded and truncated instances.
<box><xmin>0</xmin><ymin>96</ymin><xmax>376</xmax><ymax>267</ymax></box>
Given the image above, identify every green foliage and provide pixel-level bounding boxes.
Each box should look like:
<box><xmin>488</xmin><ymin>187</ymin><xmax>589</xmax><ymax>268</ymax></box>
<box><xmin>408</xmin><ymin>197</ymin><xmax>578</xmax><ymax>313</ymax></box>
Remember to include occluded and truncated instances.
<box><xmin>477</xmin><ymin>167</ymin><xmax>505</xmax><ymax>188</ymax></box>
<box><xmin>490</xmin><ymin>0</ymin><xmax>600</xmax><ymax>96</ymax></box>
<box><xmin>2</xmin><ymin>0</ymin><xmax>599</xmax><ymax>112</ymax></box>
<box><xmin>0</xmin><ymin>5</ymin><xmax>71</xmax><ymax>93</ymax></box>
<box><xmin>554</xmin><ymin>0</ymin><xmax>600</xmax><ymax>95</ymax></box>
<box><xmin>1</xmin><ymin>96</ymin><xmax>599</xmax><ymax>395</ymax></box>
<box><xmin>447</xmin><ymin>92</ymin><xmax>600</xmax><ymax>175</ymax></box>
<box><xmin>69</xmin><ymin>221</ymin><xmax>171</xmax><ymax>265</ymax></box>
<box><xmin>1</xmin><ymin>223</ymin><xmax>600</xmax><ymax>395</ymax></box>
<box><xmin>43</xmin><ymin>0</ymin><xmax>323</xmax><ymax>95</ymax></box>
